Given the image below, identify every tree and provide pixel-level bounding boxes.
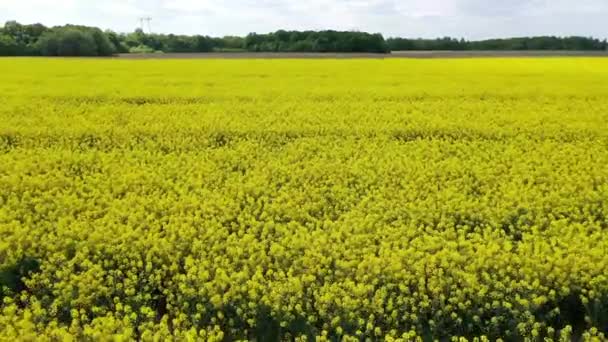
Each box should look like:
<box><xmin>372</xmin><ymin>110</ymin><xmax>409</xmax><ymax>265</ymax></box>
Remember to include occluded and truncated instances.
<box><xmin>90</xmin><ymin>28</ymin><xmax>116</xmax><ymax>55</ymax></box>
<box><xmin>36</xmin><ymin>26</ymin><xmax>116</xmax><ymax>56</ymax></box>
<box><xmin>243</xmin><ymin>30</ymin><xmax>389</xmax><ymax>53</ymax></box>
<box><xmin>22</xmin><ymin>23</ymin><xmax>47</xmax><ymax>44</ymax></box>
<box><xmin>37</xmin><ymin>28</ymin><xmax>98</xmax><ymax>56</ymax></box>
<box><xmin>193</xmin><ymin>36</ymin><xmax>214</xmax><ymax>52</ymax></box>
<box><xmin>387</xmin><ymin>36</ymin><xmax>607</xmax><ymax>51</ymax></box>
<box><xmin>105</xmin><ymin>30</ymin><xmax>128</xmax><ymax>53</ymax></box>
<box><xmin>213</xmin><ymin>36</ymin><xmax>244</xmax><ymax>51</ymax></box>
<box><xmin>0</xmin><ymin>34</ymin><xmax>19</xmax><ymax>55</ymax></box>
<box><xmin>2</xmin><ymin>21</ymin><xmax>47</xmax><ymax>46</ymax></box>
<box><xmin>2</xmin><ymin>21</ymin><xmax>24</xmax><ymax>43</ymax></box>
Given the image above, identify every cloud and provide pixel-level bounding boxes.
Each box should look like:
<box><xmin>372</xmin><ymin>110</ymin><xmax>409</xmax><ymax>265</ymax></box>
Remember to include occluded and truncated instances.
<box><xmin>0</xmin><ymin>0</ymin><xmax>606</xmax><ymax>39</ymax></box>
<box><xmin>455</xmin><ymin>0</ymin><xmax>543</xmax><ymax>17</ymax></box>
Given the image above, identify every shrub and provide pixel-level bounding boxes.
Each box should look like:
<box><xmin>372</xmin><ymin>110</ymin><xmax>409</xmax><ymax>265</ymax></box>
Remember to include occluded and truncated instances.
<box><xmin>129</xmin><ymin>44</ymin><xmax>156</xmax><ymax>54</ymax></box>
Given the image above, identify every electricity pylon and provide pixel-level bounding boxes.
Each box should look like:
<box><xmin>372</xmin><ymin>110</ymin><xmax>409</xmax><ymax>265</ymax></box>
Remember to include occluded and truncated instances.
<box><xmin>138</xmin><ymin>17</ymin><xmax>152</xmax><ymax>33</ymax></box>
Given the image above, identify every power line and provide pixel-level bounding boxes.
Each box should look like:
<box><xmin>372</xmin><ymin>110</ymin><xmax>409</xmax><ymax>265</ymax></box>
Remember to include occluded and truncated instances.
<box><xmin>138</xmin><ymin>17</ymin><xmax>152</xmax><ymax>34</ymax></box>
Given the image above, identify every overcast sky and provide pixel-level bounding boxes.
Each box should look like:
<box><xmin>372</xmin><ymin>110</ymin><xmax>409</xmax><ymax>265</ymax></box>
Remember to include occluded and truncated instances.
<box><xmin>0</xmin><ymin>0</ymin><xmax>606</xmax><ymax>39</ymax></box>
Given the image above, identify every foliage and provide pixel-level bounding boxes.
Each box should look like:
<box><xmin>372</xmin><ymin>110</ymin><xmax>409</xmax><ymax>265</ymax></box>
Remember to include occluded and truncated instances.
<box><xmin>1</xmin><ymin>20</ymin><xmax>47</xmax><ymax>46</ymax></box>
<box><xmin>3</xmin><ymin>20</ymin><xmax>608</xmax><ymax>57</ymax></box>
<box><xmin>129</xmin><ymin>44</ymin><xmax>157</xmax><ymax>54</ymax></box>
<box><xmin>0</xmin><ymin>58</ymin><xmax>607</xmax><ymax>340</ymax></box>
<box><xmin>37</xmin><ymin>28</ymin><xmax>97</xmax><ymax>56</ymax></box>
<box><xmin>0</xmin><ymin>21</ymin><xmax>116</xmax><ymax>57</ymax></box>
<box><xmin>388</xmin><ymin>36</ymin><xmax>608</xmax><ymax>51</ymax></box>
<box><xmin>0</xmin><ymin>20</ymin><xmax>48</xmax><ymax>55</ymax></box>
<box><xmin>0</xmin><ymin>34</ymin><xmax>19</xmax><ymax>56</ymax></box>
<box><xmin>116</xmin><ymin>29</ymin><xmax>389</xmax><ymax>54</ymax></box>
<box><xmin>105</xmin><ymin>30</ymin><xmax>129</xmax><ymax>53</ymax></box>
<box><xmin>244</xmin><ymin>30</ymin><xmax>390</xmax><ymax>53</ymax></box>
<box><xmin>212</xmin><ymin>36</ymin><xmax>246</xmax><ymax>50</ymax></box>
<box><xmin>36</xmin><ymin>26</ymin><xmax>116</xmax><ymax>57</ymax></box>
<box><xmin>119</xmin><ymin>29</ymin><xmax>216</xmax><ymax>53</ymax></box>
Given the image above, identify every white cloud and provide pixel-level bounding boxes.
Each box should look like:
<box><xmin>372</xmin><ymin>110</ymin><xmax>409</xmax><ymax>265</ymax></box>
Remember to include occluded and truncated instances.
<box><xmin>162</xmin><ymin>0</ymin><xmax>226</xmax><ymax>13</ymax></box>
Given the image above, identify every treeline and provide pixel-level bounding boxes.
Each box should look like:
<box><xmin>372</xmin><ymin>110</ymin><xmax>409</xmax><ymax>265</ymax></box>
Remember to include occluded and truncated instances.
<box><xmin>0</xmin><ymin>21</ymin><xmax>389</xmax><ymax>55</ymax></box>
<box><xmin>110</xmin><ymin>30</ymin><xmax>235</xmax><ymax>54</ymax></box>
<box><xmin>0</xmin><ymin>21</ymin><xmax>245</xmax><ymax>56</ymax></box>
<box><xmin>243</xmin><ymin>31</ymin><xmax>389</xmax><ymax>53</ymax></box>
<box><xmin>2</xmin><ymin>20</ymin><xmax>607</xmax><ymax>56</ymax></box>
<box><xmin>0</xmin><ymin>21</ymin><xmax>115</xmax><ymax>56</ymax></box>
<box><xmin>387</xmin><ymin>36</ymin><xmax>608</xmax><ymax>51</ymax></box>
<box><xmin>116</xmin><ymin>30</ymin><xmax>390</xmax><ymax>54</ymax></box>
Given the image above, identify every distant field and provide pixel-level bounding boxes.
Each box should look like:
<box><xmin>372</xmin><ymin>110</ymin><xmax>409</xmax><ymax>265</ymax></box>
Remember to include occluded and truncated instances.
<box><xmin>116</xmin><ymin>50</ymin><xmax>608</xmax><ymax>59</ymax></box>
<box><xmin>1</xmin><ymin>58</ymin><xmax>607</xmax><ymax>340</ymax></box>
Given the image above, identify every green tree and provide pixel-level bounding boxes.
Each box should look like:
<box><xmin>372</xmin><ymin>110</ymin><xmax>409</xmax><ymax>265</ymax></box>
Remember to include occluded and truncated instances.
<box><xmin>105</xmin><ymin>30</ymin><xmax>129</xmax><ymax>53</ymax></box>
<box><xmin>0</xmin><ymin>34</ymin><xmax>19</xmax><ymax>55</ymax></box>
<box><xmin>36</xmin><ymin>26</ymin><xmax>116</xmax><ymax>56</ymax></box>
<box><xmin>89</xmin><ymin>28</ymin><xmax>116</xmax><ymax>55</ymax></box>
<box><xmin>37</xmin><ymin>28</ymin><xmax>98</xmax><ymax>56</ymax></box>
<box><xmin>244</xmin><ymin>30</ymin><xmax>389</xmax><ymax>53</ymax></box>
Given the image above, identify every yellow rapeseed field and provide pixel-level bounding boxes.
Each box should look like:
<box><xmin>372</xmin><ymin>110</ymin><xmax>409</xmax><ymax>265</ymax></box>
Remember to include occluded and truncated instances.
<box><xmin>0</xmin><ymin>58</ymin><xmax>607</xmax><ymax>341</ymax></box>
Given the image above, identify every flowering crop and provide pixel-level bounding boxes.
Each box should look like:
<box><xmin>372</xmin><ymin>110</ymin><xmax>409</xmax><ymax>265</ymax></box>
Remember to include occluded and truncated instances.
<box><xmin>0</xmin><ymin>58</ymin><xmax>607</xmax><ymax>341</ymax></box>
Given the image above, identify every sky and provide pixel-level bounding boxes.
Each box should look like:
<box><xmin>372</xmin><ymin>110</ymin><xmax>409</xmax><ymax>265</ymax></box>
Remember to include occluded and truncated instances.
<box><xmin>0</xmin><ymin>0</ymin><xmax>606</xmax><ymax>39</ymax></box>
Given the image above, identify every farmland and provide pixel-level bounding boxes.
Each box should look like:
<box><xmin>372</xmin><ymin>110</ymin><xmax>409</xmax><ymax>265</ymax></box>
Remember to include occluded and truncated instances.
<box><xmin>0</xmin><ymin>58</ymin><xmax>607</xmax><ymax>340</ymax></box>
